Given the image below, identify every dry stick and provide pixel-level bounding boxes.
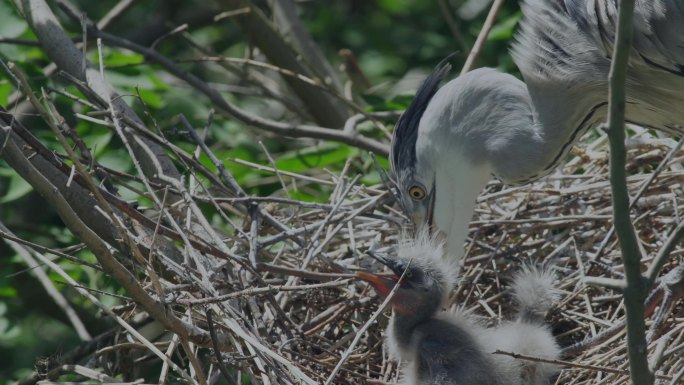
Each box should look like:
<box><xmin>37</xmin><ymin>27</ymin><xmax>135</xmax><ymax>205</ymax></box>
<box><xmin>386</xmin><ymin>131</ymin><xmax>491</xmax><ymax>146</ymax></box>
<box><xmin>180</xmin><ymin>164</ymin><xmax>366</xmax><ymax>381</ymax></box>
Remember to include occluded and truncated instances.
<box><xmin>54</xmin><ymin>282</ymin><xmax>131</xmax><ymax>301</ymax></box>
<box><xmin>248</xmin><ymin>202</ymin><xmax>261</xmax><ymax>269</ymax></box>
<box><xmin>646</xmin><ymin>219</ymin><xmax>684</xmax><ymax>286</ymax></box>
<box><xmin>229</xmin><ymin>157</ymin><xmax>336</xmax><ymax>186</ymax></box>
<box><xmin>436</xmin><ymin>0</ymin><xmax>468</xmax><ymax>52</ymax></box>
<box><xmin>593</xmin><ymin>136</ymin><xmax>684</xmax><ymax>260</ymax></box>
<box><xmin>16</xmin><ymin>0</ymin><xmax>182</xmax><ymax>183</ymax></box>
<box><xmin>562</xmin><ymin>270</ymin><xmax>676</xmax><ymax>356</ymax></box>
<box><xmin>5</xmin><ymin>65</ymin><xmax>225</xmax><ymax>377</ymax></box>
<box><xmin>217</xmin><ymin>195</ymin><xmax>375</xmax><ymax>211</ymax></box>
<box><xmin>0</xmin><ymin>222</ymin><xmax>91</xmax><ymax>340</ymax></box>
<box><xmin>29</xmin><ymin>244</ymin><xmax>195</xmax><ymax>383</ymax></box>
<box><xmin>604</xmin><ymin>0</ymin><xmax>653</xmax><ymax>383</ymax></box>
<box><xmin>207</xmin><ymin>310</ymin><xmax>239</xmax><ymax>385</ymax></box>
<box><xmin>52</xmin><ymin>365</ymin><xmax>118</xmax><ymax>383</ymax></box>
<box><xmin>258</xmin><ymin>141</ymin><xmax>290</xmax><ymax>198</ymax></box>
<box><xmin>96</xmin><ymin>0</ymin><xmax>135</xmax><ymax>30</ymax></box>
<box><xmin>460</xmin><ymin>0</ymin><xmax>505</xmax><ymax>75</ymax></box>
<box><xmin>180</xmin><ymin>115</ymin><xmax>306</xmax><ymax>248</ymax></box>
<box><xmin>159</xmin><ymin>333</ymin><xmax>182</xmax><ymax>384</ymax></box>
<box><xmin>181</xmin><ymin>336</ymin><xmax>209</xmax><ymax>385</ymax></box>
<box><xmin>256</xmin><ymin>263</ymin><xmax>356</xmax><ymax>281</ymax></box>
<box><xmin>270</xmin><ymin>0</ymin><xmax>344</xmax><ymax>94</ymax></box>
<box><xmin>13</xmin><ymin>64</ymin><xmax>165</xmax><ymax>295</ymax></box>
<box><xmin>176</xmin><ymin>56</ymin><xmax>366</xmax><ymax>119</ymax></box>
<box><xmin>324</xmin><ymin>262</ymin><xmax>412</xmax><ymax>385</ymax></box>
<box><xmin>216</xmin><ymin>0</ymin><xmax>348</xmax><ymax>127</ymax></box>
<box><xmin>342</xmin><ymin>111</ymin><xmax>399</xmax><ymax>140</ymax></box>
<box><xmin>0</xmin><ymin>229</ymin><xmax>102</xmax><ymax>271</ymax></box>
<box><xmin>493</xmin><ymin>350</ymin><xmax>672</xmax><ymax>381</ymax></box>
<box><xmin>182</xmin><ymin>280</ymin><xmax>351</xmax><ymax>305</ymax></box>
<box><xmin>90</xmin><ymin>29</ymin><xmax>388</xmax><ymax>155</ymax></box>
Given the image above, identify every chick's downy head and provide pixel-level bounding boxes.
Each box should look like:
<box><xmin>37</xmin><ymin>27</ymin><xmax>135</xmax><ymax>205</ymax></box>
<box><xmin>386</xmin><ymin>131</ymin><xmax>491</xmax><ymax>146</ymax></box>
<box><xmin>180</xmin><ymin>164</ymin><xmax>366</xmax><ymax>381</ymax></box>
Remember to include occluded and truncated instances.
<box><xmin>357</xmin><ymin>232</ymin><xmax>458</xmax><ymax>317</ymax></box>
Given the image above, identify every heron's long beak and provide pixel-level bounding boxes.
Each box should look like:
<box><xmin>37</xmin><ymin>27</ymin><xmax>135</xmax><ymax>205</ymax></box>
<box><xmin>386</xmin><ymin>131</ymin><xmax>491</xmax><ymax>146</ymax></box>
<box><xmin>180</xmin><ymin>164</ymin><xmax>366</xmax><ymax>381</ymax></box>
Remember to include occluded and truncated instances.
<box><xmin>355</xmin><ymin>271</ymin><xmax>398</xmax><ymax>299</ymax></box>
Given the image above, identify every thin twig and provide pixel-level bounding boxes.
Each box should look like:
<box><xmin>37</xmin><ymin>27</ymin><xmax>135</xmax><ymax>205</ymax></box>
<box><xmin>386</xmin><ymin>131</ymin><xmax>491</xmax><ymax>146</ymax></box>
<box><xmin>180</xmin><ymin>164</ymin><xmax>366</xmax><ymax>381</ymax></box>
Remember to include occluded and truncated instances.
<box><xmin>604</xmin><ymin>0</ymin><xmax>653</xmax><ymax>383</ymax></box>
<box><xmin>493</xmin><ymin>350</ymin><xmax>672</xmax><ymax>381</ymax></box>
<box><xmin>324</xmin><ymin>262</ymin><xmax>411</xmax><ymax>385</ymax></box>
<box><xmin>460</xmin><ymin>0</ymin><xmax>504</xmax><ymax>74</ymax></box>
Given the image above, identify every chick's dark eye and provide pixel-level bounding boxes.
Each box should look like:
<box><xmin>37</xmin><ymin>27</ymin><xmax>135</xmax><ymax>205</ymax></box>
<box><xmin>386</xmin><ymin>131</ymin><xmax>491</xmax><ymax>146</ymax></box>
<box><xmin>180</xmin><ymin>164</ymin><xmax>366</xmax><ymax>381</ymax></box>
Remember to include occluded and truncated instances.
<box><xmin>408</xmin><ymin>185</ymin><xmax>426</xmax><ymax>201</ymax></box>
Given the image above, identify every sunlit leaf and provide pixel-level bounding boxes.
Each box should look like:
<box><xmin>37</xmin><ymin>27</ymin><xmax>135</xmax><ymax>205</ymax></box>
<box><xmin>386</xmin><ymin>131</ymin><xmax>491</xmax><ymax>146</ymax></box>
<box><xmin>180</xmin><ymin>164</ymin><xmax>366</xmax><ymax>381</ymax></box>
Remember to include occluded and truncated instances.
<box><xmin>0</xmin><ymin>172</ymin><xmax>32</xmax><ymax>203</ymax></box>
<box><xmin>487</xmin><ymin>12</ymin><xmax>522</xmax><ymax>41</ymax></box>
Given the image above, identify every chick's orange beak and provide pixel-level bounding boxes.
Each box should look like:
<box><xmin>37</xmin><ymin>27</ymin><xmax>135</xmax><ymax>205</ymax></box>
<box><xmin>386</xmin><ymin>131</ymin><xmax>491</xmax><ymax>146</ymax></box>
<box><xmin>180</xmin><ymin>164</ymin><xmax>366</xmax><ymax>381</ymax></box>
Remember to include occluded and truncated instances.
<box><xmin>355</xmin><ymin>271</ymin><xmax>398</xmax><ymax>298</ymax></box>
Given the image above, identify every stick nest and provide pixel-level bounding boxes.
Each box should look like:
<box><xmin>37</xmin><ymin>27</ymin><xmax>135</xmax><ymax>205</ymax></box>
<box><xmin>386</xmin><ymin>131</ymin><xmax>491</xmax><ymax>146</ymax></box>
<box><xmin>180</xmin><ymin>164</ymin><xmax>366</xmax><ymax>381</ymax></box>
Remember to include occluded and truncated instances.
<box><xmin>37</xmin><ymin>127</ymin><xmax>684</xmax><ymax>385</ymax></box>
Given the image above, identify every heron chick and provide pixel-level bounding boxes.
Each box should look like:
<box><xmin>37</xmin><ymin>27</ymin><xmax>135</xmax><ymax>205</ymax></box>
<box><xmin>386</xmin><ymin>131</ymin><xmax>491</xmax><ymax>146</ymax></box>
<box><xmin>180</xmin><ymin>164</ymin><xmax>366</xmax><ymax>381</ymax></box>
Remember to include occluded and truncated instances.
<box><xmin>357</xmin><ymin>234</ymin><xmax>560</xmax><ymax>385</ymax></box>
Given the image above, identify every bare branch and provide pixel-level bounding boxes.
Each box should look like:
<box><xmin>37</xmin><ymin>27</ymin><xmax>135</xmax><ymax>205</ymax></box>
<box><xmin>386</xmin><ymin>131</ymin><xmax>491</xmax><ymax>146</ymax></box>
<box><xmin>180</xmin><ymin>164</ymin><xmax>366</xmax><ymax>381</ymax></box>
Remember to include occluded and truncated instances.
<box><xmin>215</xmin><ymin>0</ymin><xmax>349</xmax><ymax>127</ymax></box>
<box><xmin>90</xmin><ymin>29</ymin><xmax>389</xmax><ymax>155</ymax></box>
<box><xmin>604</xmin><ymin>0</ymin><xmax>653</xmax><ymax>383</ymax></box>
<box><xmin>270</xmin><ymin>0</ymin><xmax>345</xmax><ymax>94</ymax></box>
<box><xmin>460</xmin><ymin>0</ymin><xmax>504</xmax><ymax>74</ymax></box>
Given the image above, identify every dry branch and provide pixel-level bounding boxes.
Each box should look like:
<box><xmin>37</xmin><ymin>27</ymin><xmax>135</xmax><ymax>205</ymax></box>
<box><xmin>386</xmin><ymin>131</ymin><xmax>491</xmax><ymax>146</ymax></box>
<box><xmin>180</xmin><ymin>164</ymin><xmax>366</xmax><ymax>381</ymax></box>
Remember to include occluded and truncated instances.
<box><xmin>604</xmin><ymin>0</ymin><xmax>653</xmax><ymax>383</ymax></box>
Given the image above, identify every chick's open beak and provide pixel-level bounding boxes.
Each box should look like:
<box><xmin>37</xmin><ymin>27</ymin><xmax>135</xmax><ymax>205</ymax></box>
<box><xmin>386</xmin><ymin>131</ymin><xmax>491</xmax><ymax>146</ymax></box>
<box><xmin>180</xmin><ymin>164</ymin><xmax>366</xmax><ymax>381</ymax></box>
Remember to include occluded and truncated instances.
<box><xmin>355</xmin><ymin>271</ymin><xmax>397</xmax><ymax>298</ymax></box>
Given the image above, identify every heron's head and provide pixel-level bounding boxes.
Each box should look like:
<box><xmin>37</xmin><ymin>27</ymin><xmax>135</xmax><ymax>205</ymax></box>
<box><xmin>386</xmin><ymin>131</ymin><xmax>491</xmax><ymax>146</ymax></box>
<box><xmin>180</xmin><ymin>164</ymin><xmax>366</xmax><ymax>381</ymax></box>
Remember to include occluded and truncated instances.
<box><xmin>356</xmin><ymin>232</ymin><xmax>456</xmax><ymax>318</ymax></box>
<box><xmin>392</xmin><ymin>60</ymin><xmax>532</xmax><ymax>261</ymax></box>
<box><xmin>390</xmin><ymin>57</ymin><xmax>453</xmax><ymax>234</ymax></box>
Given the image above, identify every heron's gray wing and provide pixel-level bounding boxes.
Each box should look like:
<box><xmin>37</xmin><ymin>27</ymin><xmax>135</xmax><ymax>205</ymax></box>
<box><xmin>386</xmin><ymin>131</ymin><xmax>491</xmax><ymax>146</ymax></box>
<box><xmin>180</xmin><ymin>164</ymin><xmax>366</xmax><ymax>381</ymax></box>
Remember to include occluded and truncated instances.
<box><xmin>565</xmin><ymin>0</ymin><xmax>684</xmax><ymax>75</ymax></box>
<box><xmin>631</xmin><ymin>1</ymin><xmax>684</xmax><ymax>74</ymax></box>
<box><xmin>512</xmin><ymin>0</ymin><xmax>684</xmax><ymax>174</ymax></box>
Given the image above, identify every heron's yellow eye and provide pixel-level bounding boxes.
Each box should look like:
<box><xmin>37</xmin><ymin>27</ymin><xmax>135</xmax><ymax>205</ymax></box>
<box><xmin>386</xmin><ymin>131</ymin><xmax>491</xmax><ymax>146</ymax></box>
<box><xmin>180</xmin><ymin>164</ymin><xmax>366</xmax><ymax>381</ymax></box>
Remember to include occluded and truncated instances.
<box><xmin>408</xmin><ymin>185</ymin><xmax>426</xmax><ymax>201</ymax></box>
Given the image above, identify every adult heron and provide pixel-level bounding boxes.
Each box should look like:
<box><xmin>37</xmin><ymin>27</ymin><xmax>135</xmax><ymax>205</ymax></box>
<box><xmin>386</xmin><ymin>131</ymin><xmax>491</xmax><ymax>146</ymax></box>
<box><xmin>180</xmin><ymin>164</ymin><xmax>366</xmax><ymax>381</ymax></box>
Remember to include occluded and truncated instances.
<box><xmin>390</xmin><ymin>0</ymin><xmax>684</xmax><ymax>261</ymax></box>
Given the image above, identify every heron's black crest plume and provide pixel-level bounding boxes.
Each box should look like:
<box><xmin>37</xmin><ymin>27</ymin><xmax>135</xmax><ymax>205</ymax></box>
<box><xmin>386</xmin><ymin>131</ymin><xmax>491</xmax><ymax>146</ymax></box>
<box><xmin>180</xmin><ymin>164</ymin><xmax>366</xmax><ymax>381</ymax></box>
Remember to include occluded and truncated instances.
<box><xmin>390</xmin><ymin>54</ymin><xmax>454</xmax><ymax>181</ymax></box>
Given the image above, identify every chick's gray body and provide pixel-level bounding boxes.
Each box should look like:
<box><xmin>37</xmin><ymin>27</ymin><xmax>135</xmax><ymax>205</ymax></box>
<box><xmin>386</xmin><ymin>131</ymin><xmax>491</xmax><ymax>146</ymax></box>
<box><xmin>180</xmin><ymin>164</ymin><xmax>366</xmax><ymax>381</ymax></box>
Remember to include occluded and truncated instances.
<box><xmin>370</xmin><ymin>235</ymin><xmax>559</xmax><ymax>385</ymax></box>
<box><xmin>409</xmin><ymin>318</ymin><xmax>502</xmax><ymax>385</ymax></box>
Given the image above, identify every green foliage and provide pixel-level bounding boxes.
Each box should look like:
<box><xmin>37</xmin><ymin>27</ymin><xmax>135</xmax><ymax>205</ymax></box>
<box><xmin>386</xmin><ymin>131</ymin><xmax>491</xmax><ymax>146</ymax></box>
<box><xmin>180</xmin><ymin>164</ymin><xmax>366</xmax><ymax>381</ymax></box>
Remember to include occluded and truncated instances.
<box><xmin>0</xmin><ymin>166</ymin><xmax>32</xmax><ymax>203</ymax></box>
<box><xmin>488</xmin><ymin>12</ymin><xmax>523</xmax><ymax>41</ymax></box>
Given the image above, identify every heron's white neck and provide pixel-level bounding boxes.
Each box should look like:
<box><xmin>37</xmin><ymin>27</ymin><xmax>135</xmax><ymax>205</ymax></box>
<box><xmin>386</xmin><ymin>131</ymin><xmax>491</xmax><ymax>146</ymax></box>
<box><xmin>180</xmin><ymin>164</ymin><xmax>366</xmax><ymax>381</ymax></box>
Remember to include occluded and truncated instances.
<box><xmin>433</xmin><ymin>152</ymin><xmax>491</xmax><ymax>262</ymax></box>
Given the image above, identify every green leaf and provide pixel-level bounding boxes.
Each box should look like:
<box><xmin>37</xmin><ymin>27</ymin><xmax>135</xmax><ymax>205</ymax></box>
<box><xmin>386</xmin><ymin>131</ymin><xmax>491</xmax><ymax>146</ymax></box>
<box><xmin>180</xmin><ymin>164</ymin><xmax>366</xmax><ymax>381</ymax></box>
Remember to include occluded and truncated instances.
<box><xmin>136</xmin><ymin>88</ymin><xmax>164</xmax><ymax>109</ymax></box>
<box><xmin>0</xmin><ymin>2</ymin><xmax>27</xmax><ymax>38</ymax></box>
<box><xmin>487</xmin><ymin>12</ymin><xmax>522</xmax><ymax>41</ymax></box>
<box><xmin>0</xmin><ymin>82</ymin><xmax>11</xmax><ymax>107</ymax></box>
<box><xmin>0</xmin><ymin>284</ymin><xmax>16</xmax><ymax>298</ymax></box>
<box><xmin>83</xmin><ymin>130</ymin><xmax>114</xmax><ymax>157</ymax></box>
<box><xmin>105</xmin><ymin>51</ymin><xmax>144</xmax><ymax>67</ymax></box>
<box><xmin>275</xmin><ymin>144</ymin><xmax>355</xmax><ymax>173</ymax></box>
<box><xmin>0</xmin><ymin>173</ymin><xmax>32</xmax><ymax>203</ymax></box>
